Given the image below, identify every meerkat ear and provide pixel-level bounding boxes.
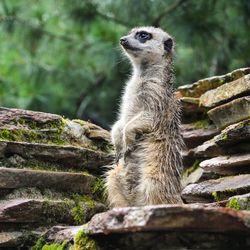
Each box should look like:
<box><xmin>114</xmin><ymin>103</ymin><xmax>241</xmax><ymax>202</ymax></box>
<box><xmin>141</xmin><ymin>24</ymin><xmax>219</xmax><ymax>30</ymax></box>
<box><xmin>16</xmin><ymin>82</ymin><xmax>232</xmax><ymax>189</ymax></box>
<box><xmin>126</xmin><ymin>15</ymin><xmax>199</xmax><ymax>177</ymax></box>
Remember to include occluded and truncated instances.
<box><xmin>164</xmin><ymin>38</ymin><xmax>173</xmax><ymax>52</ymax></box>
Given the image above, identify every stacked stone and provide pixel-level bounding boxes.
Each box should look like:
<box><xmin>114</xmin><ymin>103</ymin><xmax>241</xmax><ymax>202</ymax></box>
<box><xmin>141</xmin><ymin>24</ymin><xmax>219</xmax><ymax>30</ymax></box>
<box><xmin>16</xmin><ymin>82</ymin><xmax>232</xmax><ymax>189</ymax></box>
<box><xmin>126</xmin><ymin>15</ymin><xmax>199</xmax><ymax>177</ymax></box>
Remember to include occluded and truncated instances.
<box><xmin>1</xmin><ymin>67</ymin><xmax>250</xmax><ymax>249</ymax></box>
<box><xmin>177</xmin><ymin>67</ymin><xmax>250</xmax><ymax>208</ymax></box>
<box><xmin>0</xmin><ymin>108</ymin><xmax>113</xmax><ymax>248</ymax></box>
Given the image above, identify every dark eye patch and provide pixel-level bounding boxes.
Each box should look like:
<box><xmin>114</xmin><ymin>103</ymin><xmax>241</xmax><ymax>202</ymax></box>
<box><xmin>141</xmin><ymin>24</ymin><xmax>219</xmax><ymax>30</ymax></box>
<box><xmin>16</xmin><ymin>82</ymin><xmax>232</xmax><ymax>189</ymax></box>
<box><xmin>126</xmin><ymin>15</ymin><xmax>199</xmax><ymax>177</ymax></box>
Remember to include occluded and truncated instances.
<box><xmin>135</xmin><ymin>31</ymin><xmax>152</xmax><ymax>43</ymax></box>
<box><xmin>164</xmin><ymin>38</ymin><xmax>173</xmax><ymax>52</ymax></box>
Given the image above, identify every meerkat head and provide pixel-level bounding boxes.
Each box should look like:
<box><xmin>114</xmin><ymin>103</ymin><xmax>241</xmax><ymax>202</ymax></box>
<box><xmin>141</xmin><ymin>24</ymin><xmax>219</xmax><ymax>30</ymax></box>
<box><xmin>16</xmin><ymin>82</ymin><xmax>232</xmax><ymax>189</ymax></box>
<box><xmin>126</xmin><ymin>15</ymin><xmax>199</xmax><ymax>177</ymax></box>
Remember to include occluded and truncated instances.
<box><xmin>120</xmin><ymin>26</ymin><xmax>174</xmax><ymax>66</ymax></box>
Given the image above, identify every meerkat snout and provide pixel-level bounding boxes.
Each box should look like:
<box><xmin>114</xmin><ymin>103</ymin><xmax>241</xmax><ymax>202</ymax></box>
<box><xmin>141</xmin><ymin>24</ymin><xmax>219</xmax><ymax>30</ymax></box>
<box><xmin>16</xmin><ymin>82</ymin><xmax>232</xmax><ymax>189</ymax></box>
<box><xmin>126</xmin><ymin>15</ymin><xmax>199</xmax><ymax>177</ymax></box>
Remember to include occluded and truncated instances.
<box><xmin>120</xmin><ymin>37</ymin><xmax>128</xmax><ymax>46</ymax></box>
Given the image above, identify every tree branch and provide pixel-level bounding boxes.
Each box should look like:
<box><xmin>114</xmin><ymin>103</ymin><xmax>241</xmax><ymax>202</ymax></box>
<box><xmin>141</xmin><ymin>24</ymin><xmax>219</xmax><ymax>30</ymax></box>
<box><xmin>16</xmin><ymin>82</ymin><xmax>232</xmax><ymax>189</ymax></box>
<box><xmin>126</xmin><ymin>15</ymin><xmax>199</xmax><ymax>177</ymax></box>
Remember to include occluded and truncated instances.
<box><xmin>153</xmin><ymin>0</ymin><xmax>189</xmax><ymax>27</ymax></box>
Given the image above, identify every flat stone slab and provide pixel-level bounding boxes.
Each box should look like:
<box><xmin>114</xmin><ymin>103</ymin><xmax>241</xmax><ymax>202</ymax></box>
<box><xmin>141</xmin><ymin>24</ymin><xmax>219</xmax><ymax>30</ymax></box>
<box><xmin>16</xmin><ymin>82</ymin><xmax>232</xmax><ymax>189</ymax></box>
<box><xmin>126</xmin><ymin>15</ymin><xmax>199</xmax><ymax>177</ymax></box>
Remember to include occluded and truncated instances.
<box><xmin>0</xmin><ymin>140</ymin><xmax>113</xmax><ymax>171</ymax></box>
<box><xmin>0</xmin><ymin>198</ymin><xmax>105</xmax><ymax>225</ymax></box>
<box><xmin>192</xmin><ymin>140</ymin><xmax>250</xmax><ymax>158</ymax></box>
<box><xmin>0</xmin><ymin>232</ymin><xmax>23</xmax><ymax>247</ymax></box>
<box><xmin>200</xmin><ymin>74</ymin><xmax>250</xmax><ymax>108</ymax></box>
<box><xmin>41</xmin><ymin>205</ymin><xmax>250</xmax><ymax>249</ymax></box>
<box><xmin>200</xmin><ymin>154</ymin><xmax>250</xmax><ymax>175</ymax></box>
<box><xmin>178</xmin><ymin>67</ymin><xmax>250</xmax><ymax>98</ymax></box>
<box><xmin>179</xmin><ymin>97</ymin><xmax>205</xmax><ymax>116</ymax></box>
<box><xmin>182</xmin><ymin>175</ymin><xmax>250</xmax><ymax>203</ymax></box>
<box><xmin>192</xmin><ymin>119</ymin><xmax>250</xmax><ymax>158</ymax></box>
<box><xmin>0</xmin><ymin>230</ymin><xmax>41</xmax><ymax>248</ymax></box>
<box><xmin>191</xmin><ymin>140</ymin><xmax>226</xmax><ymax>158</ymax></box>
<box><xmin>213</xmin><ymin>119</ymin><xmax>250</xmax><ymax>146</ymax></box>
<box><xmin>43</xmin><ymin>225</ymin><xmax>85</xmax><ymax>243</ymax></box>
<box><xmin>0</xmin><ymin>167</ymin><xmax>95</xmax><ymax>194</ymax></box>
<box><xmin>0</xmin><ymin>107</ymin><xmax>113</xmax><ymax>171</ymax></box>
<box><xmin>87</xmin><ymin>204</ymin><xmax>250</xmax><ymax>234</ymax></box>
<box><xmin>208</xmin><ymin>96</ymin><xmax>250</xmax><ymax>129</ymax></box>
<box><xmin>181</xmin><ymin>124</ymin><xmax>219</xmax><ymax>148</ymax></box>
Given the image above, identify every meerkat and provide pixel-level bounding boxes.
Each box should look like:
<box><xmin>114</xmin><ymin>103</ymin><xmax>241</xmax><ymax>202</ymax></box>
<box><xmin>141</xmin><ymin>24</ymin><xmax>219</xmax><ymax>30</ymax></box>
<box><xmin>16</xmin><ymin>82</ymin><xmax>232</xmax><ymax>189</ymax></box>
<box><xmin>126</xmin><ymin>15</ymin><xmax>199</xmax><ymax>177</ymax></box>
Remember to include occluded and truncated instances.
<box><xmin>105</xmin><ymin>26</ymin><xmax>184</xmax><ymax>207</ymax></box>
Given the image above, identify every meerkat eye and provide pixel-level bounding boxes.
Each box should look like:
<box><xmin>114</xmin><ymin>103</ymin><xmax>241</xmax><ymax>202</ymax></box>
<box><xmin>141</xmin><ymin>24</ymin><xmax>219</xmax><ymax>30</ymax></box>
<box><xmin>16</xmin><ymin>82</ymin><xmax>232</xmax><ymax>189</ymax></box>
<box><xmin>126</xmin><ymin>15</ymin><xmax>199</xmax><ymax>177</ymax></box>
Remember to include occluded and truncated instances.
<box><xmin>135</xmin><ymin>31</ymin><xmax>152</xmax><ymax>43</ymax></box>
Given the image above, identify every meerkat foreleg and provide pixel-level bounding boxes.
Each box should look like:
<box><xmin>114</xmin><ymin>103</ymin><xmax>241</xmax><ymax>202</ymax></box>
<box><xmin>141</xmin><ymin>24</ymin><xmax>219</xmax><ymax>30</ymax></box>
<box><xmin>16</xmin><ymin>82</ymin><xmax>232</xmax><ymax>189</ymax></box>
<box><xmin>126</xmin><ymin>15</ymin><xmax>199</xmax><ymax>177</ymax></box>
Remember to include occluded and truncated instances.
<box><xmin>123</xmin><ymin>112</ymin><xmax>153</xmax><ymax>153</ymax></box>
<box><xmin>111</xmin><ymin>120</ymin><xmax>124</xmax><ymax>161</ymax></box>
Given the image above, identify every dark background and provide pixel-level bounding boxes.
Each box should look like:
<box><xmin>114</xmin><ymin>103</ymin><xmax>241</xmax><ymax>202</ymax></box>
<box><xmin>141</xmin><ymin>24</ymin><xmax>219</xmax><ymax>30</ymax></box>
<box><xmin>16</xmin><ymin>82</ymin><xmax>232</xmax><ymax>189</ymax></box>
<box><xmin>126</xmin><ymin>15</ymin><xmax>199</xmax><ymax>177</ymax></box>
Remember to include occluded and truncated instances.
<box><xmin>1</xmin><ymin>0</ymin><xmax>250</xmax><ymax>128</ymax></box>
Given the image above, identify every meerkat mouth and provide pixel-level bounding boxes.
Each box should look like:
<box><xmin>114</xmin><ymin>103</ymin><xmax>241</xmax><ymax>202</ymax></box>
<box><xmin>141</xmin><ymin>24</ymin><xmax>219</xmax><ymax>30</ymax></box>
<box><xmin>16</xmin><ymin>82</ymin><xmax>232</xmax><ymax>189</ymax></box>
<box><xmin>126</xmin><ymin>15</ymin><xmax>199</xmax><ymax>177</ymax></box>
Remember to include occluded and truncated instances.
<box><xmin>122</xmin><ymin>44</ymin><xmax>142</xmax><ymax>51</ymax></box>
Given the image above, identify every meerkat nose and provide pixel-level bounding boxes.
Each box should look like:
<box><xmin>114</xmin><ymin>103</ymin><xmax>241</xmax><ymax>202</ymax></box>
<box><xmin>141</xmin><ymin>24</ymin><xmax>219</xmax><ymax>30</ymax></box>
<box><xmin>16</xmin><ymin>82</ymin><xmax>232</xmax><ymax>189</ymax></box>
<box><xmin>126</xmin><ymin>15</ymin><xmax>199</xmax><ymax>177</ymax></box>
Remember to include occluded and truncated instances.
<box><xmin>120</xmin><ymin>37</ymin><xmax>128</xmax><ymax>46</ymax></box>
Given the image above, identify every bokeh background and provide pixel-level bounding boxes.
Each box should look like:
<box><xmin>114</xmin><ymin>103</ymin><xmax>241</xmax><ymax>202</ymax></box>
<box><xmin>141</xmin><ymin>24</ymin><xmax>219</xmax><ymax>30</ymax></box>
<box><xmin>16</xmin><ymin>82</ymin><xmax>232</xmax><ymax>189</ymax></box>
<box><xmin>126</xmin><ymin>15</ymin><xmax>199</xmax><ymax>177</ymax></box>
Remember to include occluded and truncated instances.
<box><xmin>1</xmin><ymin>0</ymin><xmax>250</xmax><ymax>128</ymax></box>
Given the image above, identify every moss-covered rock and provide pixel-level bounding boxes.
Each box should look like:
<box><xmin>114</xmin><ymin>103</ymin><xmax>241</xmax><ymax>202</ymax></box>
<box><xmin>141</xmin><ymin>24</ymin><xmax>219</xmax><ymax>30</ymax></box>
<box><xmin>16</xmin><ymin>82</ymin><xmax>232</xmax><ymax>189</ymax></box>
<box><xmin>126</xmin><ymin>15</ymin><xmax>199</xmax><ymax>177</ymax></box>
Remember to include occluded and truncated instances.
<box><xmin>72</xmin><ymin>230</ymin><xmax>99</xmax><ymax>250</ymax></box>
<box><xmin>226</xmin><ymin>193</ymin><xmax>250</xmax><ymax>210</ymax></box>
<box><xmin>31</xmin><ymin>237</ymin><xmax>69</xmax><ymax>250</ymax></box>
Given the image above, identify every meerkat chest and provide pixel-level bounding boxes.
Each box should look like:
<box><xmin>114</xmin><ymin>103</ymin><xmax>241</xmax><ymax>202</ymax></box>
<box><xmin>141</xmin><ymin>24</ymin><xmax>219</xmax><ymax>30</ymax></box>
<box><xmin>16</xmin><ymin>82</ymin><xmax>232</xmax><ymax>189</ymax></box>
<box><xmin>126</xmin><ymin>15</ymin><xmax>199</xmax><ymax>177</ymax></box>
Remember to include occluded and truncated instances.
<box><xmin>120</xmin><ymin>79</ymin><xmax>144</xmax><ymax>122</ymax></box>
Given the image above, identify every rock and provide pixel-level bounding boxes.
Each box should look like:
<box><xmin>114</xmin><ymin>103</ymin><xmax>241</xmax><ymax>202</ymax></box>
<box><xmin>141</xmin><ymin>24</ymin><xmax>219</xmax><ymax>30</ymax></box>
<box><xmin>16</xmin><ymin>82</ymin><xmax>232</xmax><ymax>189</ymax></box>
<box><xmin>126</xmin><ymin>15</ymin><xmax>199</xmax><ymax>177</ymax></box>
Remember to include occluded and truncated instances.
<box><xmin>192</xmin><ymin>140</ymin><xmax>250</xmax><ymax>158</ymax></box>
<box><xmin>43</xmin><ymin>225</ymin><xmax>85</xmax><ymax>243</ymax></box>
<box><xmin>0</xmin><ymin>231</ymin><xmax>23</xmax><ymax>247</ymax></box>
<box><xmin>87</xmin><ymin>204</ymin><xmax>250</xmax><ymax>234</ymax></box>
<box><xmin>200</xmin><ymin>154</ymin><xmax>250</xmax><ymax>175</ymax></box>
<box><xmin>182</xmin><ymin>174</ymin><xmax>250</xmax><ymax>203</ymax></box>
<box><xmin>200</xmin><ymin>74</ymin><xmax>250</xmax><ymax>107</ymax></box>
<box><xmin>0</xmin><ymin>107</ymin><xmax>61</xmax><ymax>125</ymax></box>
<box><xmin>181</xmin><ymin>124</ymin><xmax>219</xmax><ymax>148</ymax></box>
<box><xmin>181</xmin><ymin>167</ymin><xmax>204</xmax><ymax>187</ymax></box>
<box><xmin>0</xmin><ymin>107</ymin><xmax>114</xmax><ymax>173</ymax></box>
<box><xmin>181</xmin><ymin>150</ymin><xmax>195</xmax><ymax>167</ymax></box>
<box><xmin>191</xmin><ymin>140</ymin><xmax>226</xmax><ymax>158</ymax></box>
<box><xmin>207</xmin><ymin>96</ymin><xmax>250</xmax><ymax>129</ymax></box>
<box><xmin>178</xmin><ymin>67</ymin><xmax>250</xmax><ymax>98</ymax></box>
<box><xmin>0</xmin><ymin>167</ymin><xmax>96</xmax><ymax>194</ymax></box>
<box><xmin>0</xmin><ymin>141</ymin><xmax>113</xmax><ymax>172</ymax></box>
<box><xmin>191</xmin><ymin>120</ymin><xmax>250</xmax><ymax>158</ymax></box>
<box><xmin>91</xmin><ymin>230</ymin><xmax>250</xmax><ymax>250</ymax></box>
<box><xmin>0</xmin><ymin>198</ymin><xmax>105</xmax><ymax>226</ymax></box>
<box><xmin>180</xmin><ymin>97</ymin><xmax>205</xmax><ymax>116</ymax></box>
<box><xmin>83</xmin><ymin>204</ymin><xmax>250</xmax><ymax>249</ymax></box>
<box><xmin>213</xmin><ymin>119</ymin><xmax>250</xmax><ymax>146</ymax></box>
<box><xmin>181</xmin><ymin>167</ymin><xmax>220</xmax><ymax>187</ymax></box>
<box><xmin>0</xmin><ymin>230</ymin><xmax>41</xmax><ymax>248</ymax></box>
<box><xmin>227</xmin><ymin>193</ymin><xmax>250</xmax><ymax>210</ymax></box>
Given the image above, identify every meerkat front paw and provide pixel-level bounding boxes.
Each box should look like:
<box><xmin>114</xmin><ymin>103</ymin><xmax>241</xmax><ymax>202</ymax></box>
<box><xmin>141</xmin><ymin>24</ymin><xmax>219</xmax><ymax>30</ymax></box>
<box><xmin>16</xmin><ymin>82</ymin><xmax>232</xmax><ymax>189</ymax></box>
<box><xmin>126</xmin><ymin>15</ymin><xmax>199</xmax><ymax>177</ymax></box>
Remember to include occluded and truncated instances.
<box><xmin>122</xmin><ymin>126</ymin><xmax>137</xmax><ymax>155</ymax></box>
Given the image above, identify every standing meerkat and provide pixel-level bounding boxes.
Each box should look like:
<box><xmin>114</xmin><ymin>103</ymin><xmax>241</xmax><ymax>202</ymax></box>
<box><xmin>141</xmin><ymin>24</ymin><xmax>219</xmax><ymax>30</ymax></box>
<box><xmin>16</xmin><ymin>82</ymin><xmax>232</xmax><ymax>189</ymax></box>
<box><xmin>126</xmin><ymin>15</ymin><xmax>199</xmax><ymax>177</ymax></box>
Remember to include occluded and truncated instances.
<box><xmin>105</xmin><ymin>26</ymin><xmax>184</xmax><ymax>207</ymax></box>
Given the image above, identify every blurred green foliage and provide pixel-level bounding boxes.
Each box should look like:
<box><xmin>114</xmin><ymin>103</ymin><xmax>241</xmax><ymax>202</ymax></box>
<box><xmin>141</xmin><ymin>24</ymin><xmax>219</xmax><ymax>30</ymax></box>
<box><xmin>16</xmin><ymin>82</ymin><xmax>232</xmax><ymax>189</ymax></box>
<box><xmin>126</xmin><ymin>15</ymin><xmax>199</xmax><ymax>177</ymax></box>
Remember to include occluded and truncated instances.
<box><xmin>0</xmin><ymin>0</ymin><xmax>250</xmax><ymax>127</ymax></box>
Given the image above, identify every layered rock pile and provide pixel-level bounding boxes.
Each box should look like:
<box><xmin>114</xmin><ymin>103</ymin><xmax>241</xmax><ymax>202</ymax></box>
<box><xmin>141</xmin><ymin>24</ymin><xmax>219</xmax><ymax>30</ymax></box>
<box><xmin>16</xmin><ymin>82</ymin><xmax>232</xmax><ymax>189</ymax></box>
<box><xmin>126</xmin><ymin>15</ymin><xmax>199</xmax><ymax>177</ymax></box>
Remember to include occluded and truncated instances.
<box><xmin>0</xmin><ymin>108</ymin><xmax>113</xmax><ymax>248</ymax></box>
<box><xmin>0</xmin><ymin>67</ymin><xmax>250</xmax><ymax>249</ymax></box>
<box><xmin>178</xmin><ymin>67</ymin><xmax>250</xmax><ymax>207</ymax></box>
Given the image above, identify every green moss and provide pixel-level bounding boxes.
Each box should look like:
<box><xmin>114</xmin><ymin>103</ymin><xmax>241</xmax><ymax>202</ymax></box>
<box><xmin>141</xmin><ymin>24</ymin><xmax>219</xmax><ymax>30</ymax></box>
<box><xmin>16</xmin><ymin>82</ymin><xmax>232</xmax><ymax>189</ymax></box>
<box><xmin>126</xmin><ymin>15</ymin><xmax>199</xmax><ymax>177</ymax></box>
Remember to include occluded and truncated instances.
<box><xmin>0</xmin><ymin>117</ymin><xmax>68</xmax><ymax>145</ymax></box>
<box><xmin>32</xmin><ymin>237</ymin><xmax>45</xmax><ymax>250</ymax></box>
<box><xmin>221</xmin><ymin>132</ymin><xmax>228</xmax><ymax>140</ymax></box>
<box><xmin>42</xmin><ymin>240</ymin><xmax>69</xmax><ymax>250</ymax></box>
<box><xmin>212</xmin><ymin>191</ymin><xmax>221</xmax><ymax>202</ymax></box>
<box><xmin>16</xmin><ymin>158</ymin><xmax>89</xmax><ymax>173</ymax></box>
<box><xmin>41</xmin><ymin>199</ymin><xmax>73</xmax><ymax>224</ymax></box>
<box><xmin>70</xmin><ymin>194</ymin><xmax>95</xmax><ymax>225</ymax></box>
<box><xmin>226</xmin><ymin>197</ymin><xmax>241</xmax><ymax>210</ymax></box>
<box><xmin>91</xmin><ymin>177</ymin><xmax>106</xmax><ymax>202</ymax></box>
<box><xmin>0</xmin><ymin>128</ymin><xmax>66</xmax><ymax>145</ymax></box>
<box><xmin>183</xmin><ymin>160</ymin><xmax>201</xmax><ymax>177</ymax></box>
<box><xmin>191</xmin><ymin>119</ymin><xmax>210</xmax><ymax>129</ymax></box>
<box><xmin>31</xmin><ymin>238</ymin><xmax>69</xmax><ymax>250</ymax></box>
<box><xmin>72</xmin><ymin>119</ymin><xmax>86</xmax><ymax>126</ymax></box>
<box><xmin>73</xmin><ymin>230</ymin><xmax>99</xmax><ymax>250</ymax></box>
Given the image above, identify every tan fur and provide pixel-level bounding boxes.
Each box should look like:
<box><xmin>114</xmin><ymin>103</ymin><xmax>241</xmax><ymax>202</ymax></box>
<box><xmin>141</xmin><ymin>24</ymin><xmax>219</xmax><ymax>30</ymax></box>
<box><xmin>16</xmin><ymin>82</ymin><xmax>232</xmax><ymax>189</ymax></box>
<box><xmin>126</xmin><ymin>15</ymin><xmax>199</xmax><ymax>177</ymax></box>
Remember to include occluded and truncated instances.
<box><xmin>105</xmin><ymin>26</ymin><xmax>184</xmax><ymax>207</ymax></box>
